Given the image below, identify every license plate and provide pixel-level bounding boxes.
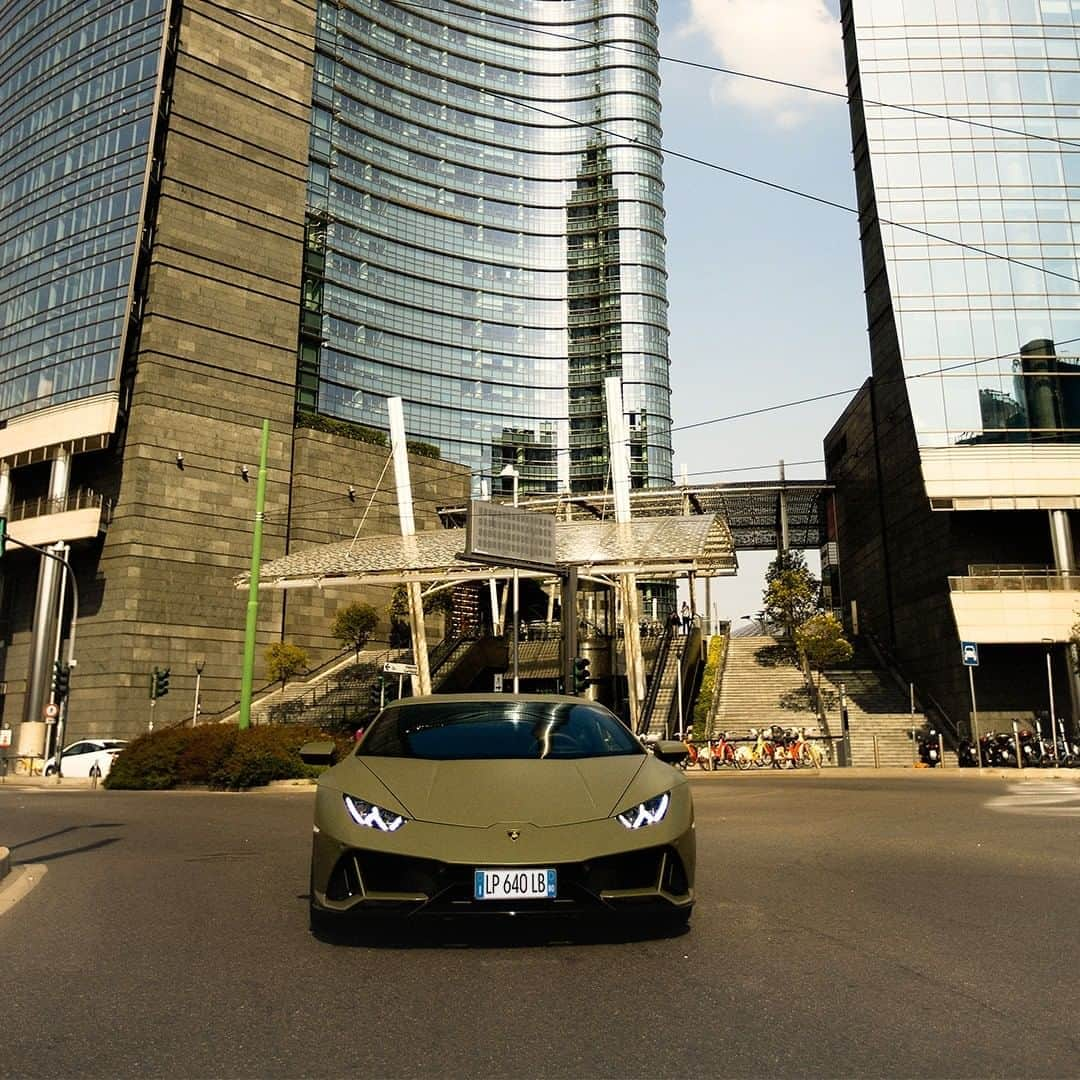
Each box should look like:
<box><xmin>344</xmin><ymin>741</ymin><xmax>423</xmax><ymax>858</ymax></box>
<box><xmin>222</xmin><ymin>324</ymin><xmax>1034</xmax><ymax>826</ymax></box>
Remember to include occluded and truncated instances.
<box><xmin>474</xmin><ymin>868</ymin><xmax>557</xmax><ymax>900</ymax></box>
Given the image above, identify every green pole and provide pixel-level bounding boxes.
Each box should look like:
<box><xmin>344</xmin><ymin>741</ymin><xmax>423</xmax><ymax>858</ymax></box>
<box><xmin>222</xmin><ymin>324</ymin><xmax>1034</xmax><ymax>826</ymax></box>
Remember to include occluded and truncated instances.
<box><xmin>238</xmin><ymin>419</ymin><xmax>270</xmax><ymax>730</ymax></box>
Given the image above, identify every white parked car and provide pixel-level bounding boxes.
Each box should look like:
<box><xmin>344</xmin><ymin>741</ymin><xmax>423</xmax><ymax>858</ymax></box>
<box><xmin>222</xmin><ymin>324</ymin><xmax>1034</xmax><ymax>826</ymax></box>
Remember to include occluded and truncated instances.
<box><xmin>44</xmin><ymin>739</ymin><xmax>128</xmax><ymax>778</ymax></box>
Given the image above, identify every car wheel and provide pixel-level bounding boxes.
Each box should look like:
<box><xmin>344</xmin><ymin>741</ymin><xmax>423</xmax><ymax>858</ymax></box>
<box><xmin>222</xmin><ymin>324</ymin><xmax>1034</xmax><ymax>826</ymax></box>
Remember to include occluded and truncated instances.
<box><xmin>309</xmin><ymin>901</ymin><xmax>345</xmax><ymax>936</ymax></box>
<box><xmin>44</xmin><ymin>765</ymin><xmax>56</xmax><ymax>777</ymax></box>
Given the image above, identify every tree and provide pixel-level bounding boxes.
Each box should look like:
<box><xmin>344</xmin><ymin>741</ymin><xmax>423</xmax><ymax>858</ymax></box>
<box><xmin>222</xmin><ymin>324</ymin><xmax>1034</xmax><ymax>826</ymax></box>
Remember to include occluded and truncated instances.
<box><xmin>795</xmin><ymin>612</ymin><xmax>853</xmax><ymax>689</ymax></box>
<box><xmin>387</xmin><ymin>584</ymin><xmax>453</xmax><ymax>647</ymax></box>
<box><xmin>265</xmin><ymin>642</ymin><xmax>309</xmax><ymax>692</ymax></box>
<box><xmin>762</xmin><ymin>550</ymin><xmax>820</xmax><ymax>639</ymax></box>
<box><xmin>331</xmin><ymin>602</ymin><xmax>380</xmax><ymax>660</ymax></box>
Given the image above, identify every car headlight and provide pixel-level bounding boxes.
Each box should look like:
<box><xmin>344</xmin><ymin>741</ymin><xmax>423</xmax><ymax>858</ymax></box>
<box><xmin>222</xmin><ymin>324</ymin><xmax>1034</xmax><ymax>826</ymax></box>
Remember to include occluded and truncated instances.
<box><xmin>343</xmin><ymin>794</ymin><xmax>406</xmax><ymax>832</ymax></box>
<box><xmin>615</xmin><ymin>792</ymin><xmax>670</xmax><ymax>830</ymax></box>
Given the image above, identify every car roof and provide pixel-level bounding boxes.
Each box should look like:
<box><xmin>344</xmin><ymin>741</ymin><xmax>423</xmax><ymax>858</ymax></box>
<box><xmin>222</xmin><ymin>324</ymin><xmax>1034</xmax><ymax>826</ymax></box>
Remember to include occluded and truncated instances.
<box><xmin>382</xmin><ymin>693</ymin><xmax>606</xmax><ymax>709</ymax></box>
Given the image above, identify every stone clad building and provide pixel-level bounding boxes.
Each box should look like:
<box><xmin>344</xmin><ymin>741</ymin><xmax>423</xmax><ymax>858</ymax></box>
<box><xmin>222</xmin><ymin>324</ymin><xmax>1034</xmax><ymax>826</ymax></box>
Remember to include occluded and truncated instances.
<box><xmin>0</xmin><ymin>0</ymin><xmax>672</xmax><ymax>744</ymax></box>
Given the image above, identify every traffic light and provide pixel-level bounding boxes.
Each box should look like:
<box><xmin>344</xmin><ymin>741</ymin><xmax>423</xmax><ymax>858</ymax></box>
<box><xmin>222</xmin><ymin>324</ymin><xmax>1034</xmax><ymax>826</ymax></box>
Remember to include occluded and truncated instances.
<box><xmin>52</xmin><ymin>661</ymin><xmax>71</xmax><ymax>701</ymax></box>
<box><xmin>152</xmin><ymin>666</ymin><xmax>170</xmax><ymax>699</ymax></box>
<box><xmin>572</xmin><ymin>656</ymin><xmax>591</xmax><ymax>694</ymax></box>
<box><xmin>369</xmin><ymin>678</ymin><xmax>383</xmax><ymax>710</ymax></box>
<box><xmin>0</xmin><ymin>515</ymin><xmax>6</xmax><ymax>557</ymax></box>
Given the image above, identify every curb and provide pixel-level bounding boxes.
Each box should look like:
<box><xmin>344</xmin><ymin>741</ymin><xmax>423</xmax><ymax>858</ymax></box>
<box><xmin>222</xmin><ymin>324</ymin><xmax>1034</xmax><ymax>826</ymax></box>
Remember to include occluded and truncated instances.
<box><xmin>0</xmin><ymin>847</ymin><xmax>9</xmax><ymax>883</ymax></box>
<box><xmin>684</xmin><ymin>766</ymin><xmax>1079</xmax><ymax>779</ymax></box>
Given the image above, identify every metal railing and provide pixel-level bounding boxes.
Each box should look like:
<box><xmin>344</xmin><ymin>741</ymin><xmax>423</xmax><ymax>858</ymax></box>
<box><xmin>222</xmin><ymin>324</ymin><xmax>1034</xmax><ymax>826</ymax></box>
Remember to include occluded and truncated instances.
<box><xmin>8</xmin><ymin>487</ymin><xmax>112</xmax><ymax>524</ymax></box>
<box><xmin>950</xmin><ymin>569</ymin><xmax>1080</xmax><ymax>592</ymax></box>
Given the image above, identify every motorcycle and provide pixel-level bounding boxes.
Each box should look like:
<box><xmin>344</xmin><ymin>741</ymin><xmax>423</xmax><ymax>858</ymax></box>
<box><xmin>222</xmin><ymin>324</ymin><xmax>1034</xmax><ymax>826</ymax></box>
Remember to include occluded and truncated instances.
<box><xmin>916</xmin><ymin>728</ymin><xmax>941</xmax><ymax>767</ymax></box>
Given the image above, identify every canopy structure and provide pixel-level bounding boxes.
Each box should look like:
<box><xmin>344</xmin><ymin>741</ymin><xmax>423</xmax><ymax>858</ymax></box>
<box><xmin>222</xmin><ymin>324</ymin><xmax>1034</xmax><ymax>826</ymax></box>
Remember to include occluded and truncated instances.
<box><xmin>237</xmin><ymin>513</ymin><xmax>736</xmax><ymax>590</ymax></box>
<box><xmin>438</xmin><ymin>480</ymin><xmax>833</xmax><ymax>552</ymax></box>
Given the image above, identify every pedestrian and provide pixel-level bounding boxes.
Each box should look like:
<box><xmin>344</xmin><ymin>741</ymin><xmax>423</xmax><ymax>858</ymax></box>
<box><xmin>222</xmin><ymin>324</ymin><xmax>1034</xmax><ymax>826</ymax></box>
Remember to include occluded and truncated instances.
<box><xmin>681</xmin><ymin>601</ymin><xmax>691</xmax><ymax>635</ymax></box>
<box><xmin>668</xmin><ymin>609</ymin><xmax>681</xmax><ymax>634</ymax></box>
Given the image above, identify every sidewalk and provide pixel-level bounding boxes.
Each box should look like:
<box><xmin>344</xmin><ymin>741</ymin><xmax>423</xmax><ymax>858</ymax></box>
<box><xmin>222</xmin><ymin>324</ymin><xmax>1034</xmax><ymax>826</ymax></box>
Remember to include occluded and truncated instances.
<box><xmin>0</xmin><ymin>774</ymin><xmax>102</xmax><ymax>790</ymax></box>
<box><xmin>684</xmin><ymin>765</ymin><xmax>1080</xmax><ymax>779</ymax></box>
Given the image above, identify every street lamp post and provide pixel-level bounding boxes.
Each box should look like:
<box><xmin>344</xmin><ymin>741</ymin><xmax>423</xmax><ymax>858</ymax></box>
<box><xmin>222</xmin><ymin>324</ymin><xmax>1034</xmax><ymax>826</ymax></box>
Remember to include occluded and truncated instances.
<box><xmin>192</xmin><ymin>658</ymin><xmax>205</xmax><ymax>726</ymax></box>
<box><xmin>500</xmin><ymin>464</ymin><xmax>520</xmax><ymax>693</ymax></box>
<box><xmin>1042</xmin><ymin>638</ymin><xmax>1059</xmax><ymax>766</ymax></box>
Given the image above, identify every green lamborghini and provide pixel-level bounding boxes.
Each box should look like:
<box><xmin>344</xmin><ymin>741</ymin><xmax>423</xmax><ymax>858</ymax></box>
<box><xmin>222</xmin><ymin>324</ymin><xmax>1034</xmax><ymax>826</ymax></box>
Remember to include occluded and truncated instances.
<box><xmin>301</xmin><ymin>694</ymin><xmax>695</xmax><ymax>932</ymax></box>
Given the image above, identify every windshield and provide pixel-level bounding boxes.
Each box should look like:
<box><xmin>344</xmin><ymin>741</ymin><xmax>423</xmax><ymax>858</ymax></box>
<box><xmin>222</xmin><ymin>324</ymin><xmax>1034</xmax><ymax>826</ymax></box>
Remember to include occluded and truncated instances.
<box><xmin>358</xmin><ymin>701</ymin><xmax>644</xmax><ymax>761</ymax></box>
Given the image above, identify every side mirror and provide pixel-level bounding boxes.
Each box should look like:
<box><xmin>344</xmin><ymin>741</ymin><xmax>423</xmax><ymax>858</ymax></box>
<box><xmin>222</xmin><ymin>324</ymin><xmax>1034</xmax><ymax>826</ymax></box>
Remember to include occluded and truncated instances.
<box><xmin>652</xmin><ymin>740</ymin><xmax>689</xmax><ymax>765</ymax></box>
<box><xmin>299</xmin><ymin>740</ymin><xmax>336</xmax><ymax>766</ymax></box>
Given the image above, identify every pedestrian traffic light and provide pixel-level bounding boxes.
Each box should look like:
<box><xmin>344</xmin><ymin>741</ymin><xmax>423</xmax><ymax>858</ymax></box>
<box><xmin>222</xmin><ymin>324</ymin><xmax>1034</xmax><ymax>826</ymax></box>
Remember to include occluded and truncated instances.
<box><xmin>152</xmin><ymin>666</ymin><xmax>170</xmax><ymax>699</ymax></box>
<box><xmin>572</xmin><ymin>656</ymin><xmax>591</xmax><ymax>693</ymax></box>
<box><xmin>52</xmin><ymin>660</ymin><xmax>70</xmax><ymax>701</ymax></box>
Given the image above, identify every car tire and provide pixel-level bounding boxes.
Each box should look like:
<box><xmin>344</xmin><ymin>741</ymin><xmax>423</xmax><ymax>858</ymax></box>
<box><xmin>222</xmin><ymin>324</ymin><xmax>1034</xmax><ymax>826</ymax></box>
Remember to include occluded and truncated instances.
<box><xmin>309</xmin><ymin>901</ymin><xmax>343</xmax><ymax>936</ymax></box>
<box><xmin>44</xmin><ymin>765</ymin><xmax>56</xmax><ymax>777</ymax></box>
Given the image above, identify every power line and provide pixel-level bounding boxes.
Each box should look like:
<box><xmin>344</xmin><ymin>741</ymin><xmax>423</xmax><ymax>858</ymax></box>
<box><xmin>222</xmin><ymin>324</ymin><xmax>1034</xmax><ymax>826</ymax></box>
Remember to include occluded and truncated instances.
<box><xmin>387</xmin><ymin>0</ymin><xmax>1080</xmax><ymax>149</ymax></box>
<box><xmin>229</xmin><ymin>4</ymin><xmax>1080</xmax><ymax>287</ymax></box>
<box><xmin>673</xmin><ymin>336</ymin><xmax>1080</xmax><ymax>434</ymax></box>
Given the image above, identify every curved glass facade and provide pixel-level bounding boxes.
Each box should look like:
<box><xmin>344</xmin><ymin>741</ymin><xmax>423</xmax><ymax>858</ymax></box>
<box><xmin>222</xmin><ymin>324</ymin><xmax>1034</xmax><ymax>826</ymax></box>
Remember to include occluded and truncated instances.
<box><xmin>0</xmin><ymin>0</ymin><xmax>164</xmax><ymax>423</ymax></box>
<box><xmin>851</xmin><ymin>0</ymin><xmax>1080</xmax><ymax>448</ymax></box>
<box><xmin>300</xmin><ymin>0</ymin><xmax>673</xmax><ymax>493</ymax></box>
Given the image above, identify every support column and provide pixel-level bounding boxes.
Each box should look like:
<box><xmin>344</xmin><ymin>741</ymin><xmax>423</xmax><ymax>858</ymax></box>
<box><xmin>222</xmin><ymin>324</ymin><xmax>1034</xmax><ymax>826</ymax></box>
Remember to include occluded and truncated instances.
<box><xmin>1048</xmin><ymin>510</ymin><xmax>1080</xmax><ymax>732</ymax></box>
<box><xmin>387</xmin><ymin>398</ymin><xmax>431</xmax><ymax>696</ymax></box>
<box><xmin>777</xmin><ymin>459</ymin><xmax>790</xmax><ymax>555</ymax></box>
<box><xmin>23</xmin><ymin>450</ymin><xmax>72</xmax><ymax>730</ymax></box>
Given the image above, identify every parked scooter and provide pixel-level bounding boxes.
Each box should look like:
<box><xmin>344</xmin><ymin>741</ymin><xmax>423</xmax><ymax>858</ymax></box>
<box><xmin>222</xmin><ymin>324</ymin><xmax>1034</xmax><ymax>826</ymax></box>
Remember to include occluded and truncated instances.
<box><xmin>916</xmin><ymin>728</ymin><xmax>941</xmax><ymax>767</ymax></box>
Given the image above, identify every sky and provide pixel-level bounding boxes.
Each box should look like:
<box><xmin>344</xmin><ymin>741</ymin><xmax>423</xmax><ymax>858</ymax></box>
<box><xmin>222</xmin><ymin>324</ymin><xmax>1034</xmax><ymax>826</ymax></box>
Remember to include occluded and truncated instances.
<box><xmin>656</xmin><ymin>0</ymin><xmax>870</xmax><ymax>624</ymax></box>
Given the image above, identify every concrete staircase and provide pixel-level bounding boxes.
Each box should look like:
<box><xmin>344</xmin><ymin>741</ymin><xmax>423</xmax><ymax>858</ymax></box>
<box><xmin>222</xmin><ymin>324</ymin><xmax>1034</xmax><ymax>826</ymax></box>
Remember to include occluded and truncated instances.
<box><xmin>820</xmin><ymin>668</ymin><xmax>923</xmax><ymax>767</ymax></box>
<box><xmin>714</xmin><ymin>635</ymin><xmax>927</xmax><ymax>766</ymax></box>
<box><xmin>714</xmin><ymin>636</ymin><xmax>819</xmax><ymax>738</ymax></box>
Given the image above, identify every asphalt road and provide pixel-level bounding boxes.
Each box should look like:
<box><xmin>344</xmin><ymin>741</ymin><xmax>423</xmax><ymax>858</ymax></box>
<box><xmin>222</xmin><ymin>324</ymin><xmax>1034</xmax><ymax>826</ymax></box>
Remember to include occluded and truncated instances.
<box><xmin>1</xmin><ymin>772</ymin><xmax>1078</xmax><ymax>1079</ymax></box>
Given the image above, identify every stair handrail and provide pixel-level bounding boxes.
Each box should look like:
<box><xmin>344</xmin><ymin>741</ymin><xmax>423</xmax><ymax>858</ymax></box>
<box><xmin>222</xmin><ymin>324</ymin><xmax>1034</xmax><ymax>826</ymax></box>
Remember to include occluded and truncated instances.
<box><xmin>639</xmin><ymin>621</ymin><xmax>675</xmax><ymax>734</ymax></box>
<box><xmin>860</xmin><ymin>625</ymin><xmax>959</xmax><ymax>744</ymax></box>
<box><xmin>665</xmin><ymin>624</ymin><xmax>703</xmax><ymax>738</ymax></box>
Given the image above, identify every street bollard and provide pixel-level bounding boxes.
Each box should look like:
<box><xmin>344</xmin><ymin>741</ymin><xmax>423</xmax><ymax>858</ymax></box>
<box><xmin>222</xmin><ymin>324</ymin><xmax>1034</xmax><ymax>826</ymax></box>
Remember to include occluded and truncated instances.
<box><xmin>1013</xmin><ymin>720</ymin><xmax>1023</xmax><ymax>770</ymax></box>
<box><xmin>873</xmin><ymin>734</ymin><xmax>880</xmax><ymax>769</ymax></box>
<box><xmin>938</xmin><ymin>732</ymin><xmax>945</xmax><ymax>768</ymax></box>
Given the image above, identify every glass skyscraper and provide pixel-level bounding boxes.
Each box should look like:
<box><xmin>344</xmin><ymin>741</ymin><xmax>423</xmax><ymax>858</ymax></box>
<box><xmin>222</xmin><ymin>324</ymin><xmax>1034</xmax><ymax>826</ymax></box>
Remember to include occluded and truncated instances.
<box><xmin>846</xmin><ymin>0</ymin><xmax>1079</xmax><ymax>450</ymax></box>
<box><xmin>299</xmin><ymin>0</ymin><xmax>673</xmax><ymax>494</ymax></box>
<box><xmin>827</xmin><ymin>0</ymin><xmax>1080</xmax><ymax>733</ymax></box>
<box><xmin>0</xmin><ymin>0</ymin><xmax>166</xmax><ymax>422</ymax></box>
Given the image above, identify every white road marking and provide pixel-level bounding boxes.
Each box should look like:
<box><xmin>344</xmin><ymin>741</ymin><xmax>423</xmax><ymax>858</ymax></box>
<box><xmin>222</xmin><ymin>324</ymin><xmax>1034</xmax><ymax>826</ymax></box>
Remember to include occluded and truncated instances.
<box><xmin>986</xmin><ymin>779</ymin><xmax>1080</xmax><ymax>817</ymax></box>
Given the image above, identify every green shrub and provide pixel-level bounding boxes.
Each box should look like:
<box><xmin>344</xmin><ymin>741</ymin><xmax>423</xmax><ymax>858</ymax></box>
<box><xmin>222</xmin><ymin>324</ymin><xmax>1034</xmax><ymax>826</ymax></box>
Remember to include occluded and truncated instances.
<box><xmin>105</xmin><ymin>723</ymin><xmax>353</xmax><ymax>791</ymax></box>
<box><xmin>691</xmin><ymin>633</ymin><xmax>728</xmax><ymax>741</ymax></box>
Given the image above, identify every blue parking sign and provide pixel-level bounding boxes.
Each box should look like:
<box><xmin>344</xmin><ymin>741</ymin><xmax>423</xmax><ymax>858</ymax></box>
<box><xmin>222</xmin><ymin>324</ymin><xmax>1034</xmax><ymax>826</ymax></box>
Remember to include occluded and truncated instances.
<box><xmin>961</xmin><ymin>641</ymin><xmax>979</xmax><ymax>666</ymax></box>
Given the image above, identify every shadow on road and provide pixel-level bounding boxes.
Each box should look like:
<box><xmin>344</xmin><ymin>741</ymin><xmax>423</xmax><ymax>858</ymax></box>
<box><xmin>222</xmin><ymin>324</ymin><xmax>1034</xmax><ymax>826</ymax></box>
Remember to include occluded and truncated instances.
<box><xmin>14</xmin><ymin>836</ymin><xmax>121</xmax><ymax>864</ymax></box>
<box><xmin>8</xmin><ymin>823</ymin><xmax>125</xmax><ymax>864</ymax></box>
<box><xmin>306</xmin><ymin>910</ymin><xmax>690</xmax><ymax>950</ymax></box>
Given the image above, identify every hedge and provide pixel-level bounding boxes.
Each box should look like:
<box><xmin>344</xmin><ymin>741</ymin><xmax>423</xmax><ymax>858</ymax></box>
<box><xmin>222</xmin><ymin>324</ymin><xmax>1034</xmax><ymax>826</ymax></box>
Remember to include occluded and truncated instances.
<box><xmin>105</xmin><ymin>723</ymin><xmax>353</xmax><ymax>791</ymax></box>
<box><xmin>691</xmin><ymin>633</ymin><xmax>728</xmax><ymax>741</ymax></box>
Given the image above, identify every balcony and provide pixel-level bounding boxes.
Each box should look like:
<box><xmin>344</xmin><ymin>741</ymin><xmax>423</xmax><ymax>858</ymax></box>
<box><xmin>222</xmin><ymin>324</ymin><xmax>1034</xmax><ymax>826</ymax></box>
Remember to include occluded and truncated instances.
<box><xmin>947</xmin><ymin>567</ymin><xmax>1079</xmax><ymax>643</ymax></box>
<box><xmin>7</xmin><ymin>488</ymin><xmax>112</xmax><ymax>547</ymax></box>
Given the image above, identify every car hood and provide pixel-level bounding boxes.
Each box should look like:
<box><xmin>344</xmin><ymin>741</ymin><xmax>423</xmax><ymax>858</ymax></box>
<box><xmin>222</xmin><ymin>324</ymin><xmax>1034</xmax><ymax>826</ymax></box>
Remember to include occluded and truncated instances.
<box><xmin>333</xmin><ymin>755</ymin><xmax>650</xmax><ymax>827</ymax></box>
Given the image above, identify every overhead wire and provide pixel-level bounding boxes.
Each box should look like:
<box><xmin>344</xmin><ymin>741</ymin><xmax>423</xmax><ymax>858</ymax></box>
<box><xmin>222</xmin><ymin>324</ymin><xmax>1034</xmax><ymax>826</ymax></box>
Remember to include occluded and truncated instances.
<box><xmin>230</xmin><ymin>4</ymin><xmax>1080</xmax><ymax>287</ymax></box>
<box><xmin>225</xmin><ymin>5</ymin><xmax>1080</xmax><ymax>477</ymax></box>
<box><xmin>387</xmin><ymin>0</ymin><xmax>1080</xmax><ymax>149</ymax></box>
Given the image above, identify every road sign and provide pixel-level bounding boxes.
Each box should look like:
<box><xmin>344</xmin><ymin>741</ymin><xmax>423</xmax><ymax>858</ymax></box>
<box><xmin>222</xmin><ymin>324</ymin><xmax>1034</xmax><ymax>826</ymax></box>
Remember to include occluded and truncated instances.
<box><xmin>44</xmin><ymin>702</ymin><xmax>59</xmax><ymax>719</ymax></box>
<box><xmin>464</xmin><ymin>499</ymin><xmax>556</xmax><ymax>569</ymax></box>
<box><xmin>384</xmin><ymin>661</ymin><xmax>418</xmax><ymax>676</ymax></box>
<box><xmin>0</xmin><ymin>727</ymin><xmax>11</xmax><ymax>748</ymax></box>
<box><xmin>961</xmin><ymin>641</ymin><xmax>979</xmax><ymax>667</ymax></box>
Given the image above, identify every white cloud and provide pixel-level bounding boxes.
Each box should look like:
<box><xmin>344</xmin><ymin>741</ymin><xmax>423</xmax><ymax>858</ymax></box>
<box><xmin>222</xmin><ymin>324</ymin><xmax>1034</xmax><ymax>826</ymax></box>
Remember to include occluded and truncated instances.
<box><xmin>682</xmin><ymin>0</ymin><xmax>844</xmax><ymax>128</ymax></box>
